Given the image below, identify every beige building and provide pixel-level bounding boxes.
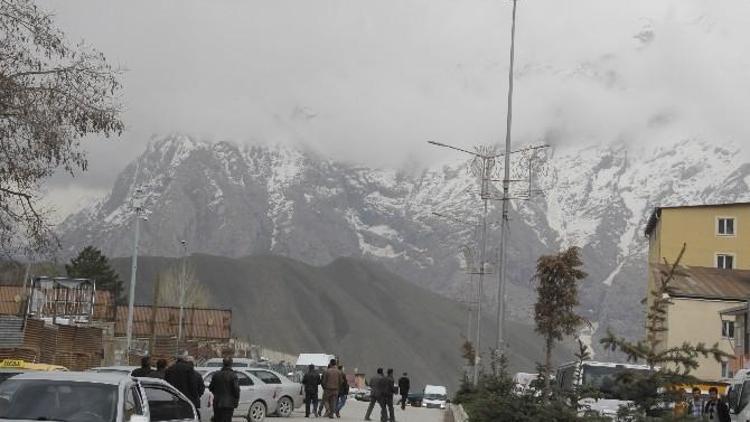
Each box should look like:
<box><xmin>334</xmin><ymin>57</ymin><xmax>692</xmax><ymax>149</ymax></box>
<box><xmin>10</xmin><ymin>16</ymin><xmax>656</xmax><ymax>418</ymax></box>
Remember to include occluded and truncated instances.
<box><xmin>645</xmin><ymin>202</ymin><xmax>750</xmax><ymax>381</ymax></box>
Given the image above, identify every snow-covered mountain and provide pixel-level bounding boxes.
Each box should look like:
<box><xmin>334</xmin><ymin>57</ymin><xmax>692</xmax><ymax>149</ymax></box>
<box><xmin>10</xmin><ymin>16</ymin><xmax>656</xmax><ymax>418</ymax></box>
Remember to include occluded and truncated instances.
<box><xmin>58</xmin><ymin>135</ymin><xmax>750</xmax><ymax>355</ymax></box>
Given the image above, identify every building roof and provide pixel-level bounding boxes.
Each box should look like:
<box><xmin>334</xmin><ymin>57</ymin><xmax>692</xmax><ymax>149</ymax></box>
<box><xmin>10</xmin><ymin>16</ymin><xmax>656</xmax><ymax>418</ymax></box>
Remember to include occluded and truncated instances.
<box><xmin>644</xmin><ymin>201</ymin><xmax>750</xmax><ymax>237</ymax></box>
<box><xmin>651</xmin><ymin>264</ymin><xmax>750</xmax><ymax>301</ymax></box>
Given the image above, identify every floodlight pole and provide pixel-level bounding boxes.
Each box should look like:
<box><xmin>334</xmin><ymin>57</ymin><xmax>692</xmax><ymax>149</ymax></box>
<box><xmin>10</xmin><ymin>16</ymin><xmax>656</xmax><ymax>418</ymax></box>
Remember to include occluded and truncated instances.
<box><xmin>495</xmin><ymin>0</ymin><xmax>519</xmax><ymax>359</ymax></box>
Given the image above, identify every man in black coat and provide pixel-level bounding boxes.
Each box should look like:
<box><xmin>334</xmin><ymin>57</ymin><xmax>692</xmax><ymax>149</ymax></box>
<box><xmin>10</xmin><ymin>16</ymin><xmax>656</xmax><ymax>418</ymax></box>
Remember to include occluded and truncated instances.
<box><xmin>131</xmin><ymin>356</ymin><xmax>153</xmax><ymax>377</ymax></box>
<box><xmin>703</xmin><ymin>386</ymin><xmax>731</xmax><ymax>422</ymax></box>
<box><xmin>165</xmin><ymin>355</ymin><xmax>203</xmax><ymax>413</ymax></box>
<box><xmin>364</xmin><ymin>368</ymin><xmax>387</xmax><ymax>422</ymax></box>
<box><xmin>385</xmin><ymin>369</ymin><xmax>396</xmax><ymax>422</ymax></box>
<box><xmin>209</xmin><ymin>357</ymin><xmax>240</xmax><ymax>422</ymax></box>
<box><xmin>397</xmin><ymin>373</ymin><xmax>410</xmax><ymax>410</ymax></box>
<box><xmin>301</xmin><ymin>364</ymin><xmax>320</xmax><ymax>418</ymax></box>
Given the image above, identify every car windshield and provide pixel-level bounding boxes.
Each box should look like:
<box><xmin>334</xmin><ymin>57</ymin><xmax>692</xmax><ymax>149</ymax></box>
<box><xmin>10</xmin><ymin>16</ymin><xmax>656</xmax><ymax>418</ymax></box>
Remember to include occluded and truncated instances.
<box><xmin>0</xmin><ymin>379</ymin><xmax>118</xmax><ymax>422</ymax></box>
<box><xmin>205</xmin><ymin>362</ymin><xmax>222</xmax><ymax>367</ymax></box>
<box><xmin>424</xmin><ymin>394</ymin><xmax>446</xmax><ymax>400</ymax></box>
<box><xmin>581</xmin><ymin>365</ymin><xmax>652</xmax><ymax>400</ymax></box>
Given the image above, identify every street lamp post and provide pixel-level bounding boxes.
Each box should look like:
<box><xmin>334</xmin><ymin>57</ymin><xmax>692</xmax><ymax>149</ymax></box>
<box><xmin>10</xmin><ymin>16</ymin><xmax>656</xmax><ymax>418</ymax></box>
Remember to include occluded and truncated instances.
<box><xmin>125</xmin><ymin>190</ymin><xmax>145</xmax><ymax>362</ymax></box>
<box><xmin>176</xmin><ymin>240</ymin><xmax>188</xmax><ymax>354</ymax></box>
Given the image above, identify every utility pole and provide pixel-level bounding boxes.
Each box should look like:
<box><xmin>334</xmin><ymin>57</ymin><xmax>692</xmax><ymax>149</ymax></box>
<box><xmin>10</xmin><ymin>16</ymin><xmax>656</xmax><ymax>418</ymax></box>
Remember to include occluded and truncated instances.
<box><xmin>176</xmin><ymin>239</ymin><xmax>188</xmax><ymax>354</ymax></box>
<box><xmin>428</xmin><ymin>142</ymin><xmax>502</xmax><ymax>386</ymax></box>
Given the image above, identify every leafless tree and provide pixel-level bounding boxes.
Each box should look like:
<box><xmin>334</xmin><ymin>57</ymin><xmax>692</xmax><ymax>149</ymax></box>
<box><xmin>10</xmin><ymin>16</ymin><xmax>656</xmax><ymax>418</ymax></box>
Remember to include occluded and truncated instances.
<box><xmin>0</xmin><ymin>0</ymin><xmax>124</xmax><ymax>257</ymax></box>
<box><xmin>156</xmin><ymin>264</ymin><xmax>210</xmax><ymax>309</ymax></box>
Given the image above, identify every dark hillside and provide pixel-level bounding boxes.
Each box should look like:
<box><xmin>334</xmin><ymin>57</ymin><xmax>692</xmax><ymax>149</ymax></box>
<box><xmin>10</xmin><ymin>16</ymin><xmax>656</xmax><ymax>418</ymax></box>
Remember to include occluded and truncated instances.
<box><xmin>111</xmin><ymin>254</ymin><xmax>569</xmax><ymax>392</ymax></box>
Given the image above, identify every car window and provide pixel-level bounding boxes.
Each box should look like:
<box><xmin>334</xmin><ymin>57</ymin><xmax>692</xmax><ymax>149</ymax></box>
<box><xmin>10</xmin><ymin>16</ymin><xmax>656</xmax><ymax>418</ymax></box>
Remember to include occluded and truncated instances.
<box><xmin>124</xmin><ymin>385</ymin><xmax>145</xmax><ymax>419</ymax></box>
<box><xmin>251</xmin><ymin>371</ymin><xmax>281</xmax><ymax>384</ymax></box>
<box><xmin>236</xmin><ymin>371</ymin><xmax>254</xmax><ymax>387</ymax></box>
<box><xmin>143</xmin><ymin>385</ymin><xmax>195</xmax><ymax>421</ymax></box>
<box><xmin>232</xmin><ymin>362</ymin><xmax>249</xmax><ymax>367</ymax></box>
<box><xmin>0</xmin><ymin>379</ymin><xmax>118</xmax><ymax>422</ymax></box>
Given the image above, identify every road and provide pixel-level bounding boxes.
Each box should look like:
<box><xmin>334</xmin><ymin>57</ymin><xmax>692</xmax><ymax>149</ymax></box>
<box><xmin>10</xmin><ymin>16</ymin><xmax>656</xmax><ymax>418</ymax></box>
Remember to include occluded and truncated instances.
<box><xmin>275</xmin><ymin>399</ymin><xmax>445</xmax><ymax>422</ymax></box>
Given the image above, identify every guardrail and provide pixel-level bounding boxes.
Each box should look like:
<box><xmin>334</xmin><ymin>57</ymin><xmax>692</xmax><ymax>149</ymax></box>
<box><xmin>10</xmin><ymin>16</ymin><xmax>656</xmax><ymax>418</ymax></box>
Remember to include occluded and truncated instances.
<box><xmin>448</xmin><ymin>403</ymin><xmax>469</xmax><ymax>422</ymax></box>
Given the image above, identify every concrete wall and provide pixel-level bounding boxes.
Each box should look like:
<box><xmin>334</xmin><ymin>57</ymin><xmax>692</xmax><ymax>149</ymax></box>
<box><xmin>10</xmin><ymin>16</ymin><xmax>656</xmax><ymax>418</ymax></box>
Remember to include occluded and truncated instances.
<box><xmin>667</xmin><ymin>298</ymin><xmax>738</xmax><ymax>381</ymax></box>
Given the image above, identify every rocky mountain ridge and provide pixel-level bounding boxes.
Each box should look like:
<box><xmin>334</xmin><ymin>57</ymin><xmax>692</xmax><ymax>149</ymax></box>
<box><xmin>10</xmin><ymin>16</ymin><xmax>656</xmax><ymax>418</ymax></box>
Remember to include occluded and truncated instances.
<box><xmin>59</xmin><ymin>135</ymin><xmax>750</xmax><ymax>355</ymax></box>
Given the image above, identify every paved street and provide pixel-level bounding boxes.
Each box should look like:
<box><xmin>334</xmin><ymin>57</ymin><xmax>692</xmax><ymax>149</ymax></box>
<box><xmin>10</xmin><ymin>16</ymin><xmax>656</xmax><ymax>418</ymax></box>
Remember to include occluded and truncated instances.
<box><xmin>275</xmin><ymin>399</ymin><xmax>445</xmax><ymax>422</ymax></box>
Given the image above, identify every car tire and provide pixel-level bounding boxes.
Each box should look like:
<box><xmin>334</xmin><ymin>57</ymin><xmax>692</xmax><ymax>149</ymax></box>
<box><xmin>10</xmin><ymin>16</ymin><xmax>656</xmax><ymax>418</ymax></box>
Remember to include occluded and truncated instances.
<box><xmin>276</xmin><ymin>396</ymin><xmax>293</xmax><ymax>417</ymax></box>
<box><xmin>247</xmin><ymin>401</ymin><xmax>266</xmax><ymax>422</ymax></box>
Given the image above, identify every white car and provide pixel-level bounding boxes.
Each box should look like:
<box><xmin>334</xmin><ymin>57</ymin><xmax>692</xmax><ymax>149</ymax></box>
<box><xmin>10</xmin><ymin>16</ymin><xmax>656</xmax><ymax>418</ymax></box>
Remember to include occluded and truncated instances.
<box><xmin>246</xmin><ymin>367</ymin><xmax>305</xmax><ymax>417</ymax></box>
<box><xmin>0</xmin><ymin>371</ymin><xmax>198</xmax><ymax>422</ymax></box>
<box><xmin>203</xmin><ymin>358</ymin><xmax>256</xmax><ymax>368</ymax></box>
<box><xmin>197</xmin><ymin>367</ymin><xmax>278</xmax><ymax>422</ymax></box>
<box><xmin>422</xmin><ymin>385</ymin><xmax>448</xmax><ymax>409</ymax></box>
<box><xmin>89</xmin><ymin>366</ymin><xmax>137</xmax><ymax>375</ymax></box>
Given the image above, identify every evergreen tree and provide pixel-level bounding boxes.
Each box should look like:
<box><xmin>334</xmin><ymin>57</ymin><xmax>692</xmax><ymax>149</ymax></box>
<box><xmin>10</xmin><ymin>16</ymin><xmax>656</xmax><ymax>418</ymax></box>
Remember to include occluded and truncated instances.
<box><xmin>600</xmin><ymin>244</ymin><xmax>730</xmax><ymax>418</ymax></box>
<box><xmin>66</xmin><ymin>246</ymin><xmax>123</xmax><ymax>301</ymax></box>
<box><xmin>533</xmin><ymin>246</ymin><xmax>588</xmax><ymax>395</ymax></box>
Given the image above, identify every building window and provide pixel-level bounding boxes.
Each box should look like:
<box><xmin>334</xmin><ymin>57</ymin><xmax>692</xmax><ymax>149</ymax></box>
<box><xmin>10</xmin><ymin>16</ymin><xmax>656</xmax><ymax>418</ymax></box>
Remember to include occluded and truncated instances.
<box><xmin>723</xmin><ymin>320</ymin><xmax>735</xmax><ymax>339</ymax></box>
<box><xmin>721</xmin><ymin>361</ymin><xmax>733</xmax><ymax>379</ymax></box>
<box><xmin>717</xmin><ymin>217</ymin><xmax>736</xmax><ymax>236</ymax></box>
<box><xmin>717</xmin><ymin>254</ymin><xmax>735</xmax><ymax>270</ymax></box>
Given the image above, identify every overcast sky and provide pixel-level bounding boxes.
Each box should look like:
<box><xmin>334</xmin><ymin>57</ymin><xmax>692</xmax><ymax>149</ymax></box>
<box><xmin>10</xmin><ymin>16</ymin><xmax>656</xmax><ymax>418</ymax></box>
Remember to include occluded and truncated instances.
<box><xmin>40</xmin><ymin>0</ymin><xmax>750</xmax><ymax>214</ymax></box>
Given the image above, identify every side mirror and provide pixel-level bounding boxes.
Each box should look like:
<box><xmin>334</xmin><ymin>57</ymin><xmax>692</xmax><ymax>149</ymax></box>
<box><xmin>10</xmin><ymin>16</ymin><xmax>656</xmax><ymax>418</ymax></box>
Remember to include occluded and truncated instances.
<box><xmin>129</xmin><ymin>416</ymin><xmax>149</xmax><ymax>422</ymax></box>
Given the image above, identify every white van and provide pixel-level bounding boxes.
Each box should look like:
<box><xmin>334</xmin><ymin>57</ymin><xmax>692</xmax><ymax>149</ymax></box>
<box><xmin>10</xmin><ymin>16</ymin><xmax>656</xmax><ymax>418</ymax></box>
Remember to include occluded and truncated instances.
<box><xmin>422</xmin><ymin>385</ymin><xmax>448</xmax><ymax>409</ymax></box>
<box><xmin>727</xmin><ymin>368</ymin><xmax>750</xmax><ymax>421</ymax></box>
<box><xmin>557</xmin><ymin>360</ymin><xmax>652</xmax><ymax>419</ymax></box>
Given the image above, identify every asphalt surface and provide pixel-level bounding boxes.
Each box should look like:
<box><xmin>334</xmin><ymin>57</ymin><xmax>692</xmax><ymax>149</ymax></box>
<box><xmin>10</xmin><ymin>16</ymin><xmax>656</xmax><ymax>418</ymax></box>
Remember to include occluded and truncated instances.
<box><xmin>276</xmin><ymin>399</ymin><xmax>445</xmax><ymax>422</ymax></box>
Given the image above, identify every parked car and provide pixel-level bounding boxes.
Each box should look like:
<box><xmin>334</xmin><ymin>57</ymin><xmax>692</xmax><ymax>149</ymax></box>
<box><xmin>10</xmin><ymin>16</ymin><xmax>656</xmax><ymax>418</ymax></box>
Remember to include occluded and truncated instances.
<box><xmin>246</xmin><ymin>367</ymin><xmax>304</xmax><ymax>417</ymax></box>
<box><xmin>0</xmin><ymin>359</ymin><xmax>68</xmax><ymax>384</ymax></box>
<box><xmin>354</xmin><ymin>387</ymin><xmax>372</xmax><ymax>402</ymax></box>
<box><xmin>203</xmin><ymin>358</ymin><xmax>256</xmax><ymax>368</ymax></box>
<box><xmin>0</xmin><ymin>371</ymin><xmax>198</xmax><ymax>422</ymax></box>
<box><xmin>406</xmin><ymin>392</ymin><xmax>423</xmax><ymax>407</ymax></box>
<box><xmin>89</xmin><ymin>366</ymin><xmax>137</xmax><ymax>375</ymax></box>
<box><xmin>198</xmin><ymin>367</ymin><xmax>278</xmax><ymax>422</ymax></box>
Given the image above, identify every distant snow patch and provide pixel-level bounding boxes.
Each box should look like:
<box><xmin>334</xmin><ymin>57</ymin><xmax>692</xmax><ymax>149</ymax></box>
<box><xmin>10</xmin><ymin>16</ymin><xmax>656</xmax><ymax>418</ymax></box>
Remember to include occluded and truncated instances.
<box><xmin>602</xmin><ymin>261</ymin><xmax>625</xmax><ymax>286</ymax></box>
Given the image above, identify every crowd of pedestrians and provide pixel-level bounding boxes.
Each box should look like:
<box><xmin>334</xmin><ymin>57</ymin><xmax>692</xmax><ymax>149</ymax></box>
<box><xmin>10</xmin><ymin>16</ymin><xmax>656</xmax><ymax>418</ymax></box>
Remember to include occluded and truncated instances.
<box><xmin>301</xmin><ymin>359</ymin><xmax>351</xmax><ymax>418</ymax></box>
<box><xmin>364</xmin><ymin>367</ymin><xmax>410</xmax><ymax>422</ymax></box>
<box><xmin>673</xmin><ymin>386</ymin><xmax>730</xmax><ymax>421</ymax></box>
<box><xmin>130</xmin><ymin>354</ymin><xmax>240</xmax><ymax>422</ymax></box>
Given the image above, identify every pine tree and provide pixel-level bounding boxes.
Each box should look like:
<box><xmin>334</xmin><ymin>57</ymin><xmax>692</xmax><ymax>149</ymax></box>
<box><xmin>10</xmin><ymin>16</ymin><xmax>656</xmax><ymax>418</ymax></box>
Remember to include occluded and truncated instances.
<box><xmin>533</xmin><ymin>246</ymin><xmax>588</xmax><ymax>395</ymax></box>
<box><xmin>66</xmin><ymin>246</ymin><xmax>123</xmax><ymax>301</ymax></box>
<box><xmin>600</xmin><ymin>244</ymin><xmax>731</xmax><ymax>417</ymax></box>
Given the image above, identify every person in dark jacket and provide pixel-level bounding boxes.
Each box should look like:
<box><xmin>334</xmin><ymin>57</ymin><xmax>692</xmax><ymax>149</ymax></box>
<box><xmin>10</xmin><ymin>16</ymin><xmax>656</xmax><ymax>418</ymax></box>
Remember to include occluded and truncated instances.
<box><xmin>703</xmin><ymin>386</ymin><xmax>730</xmax><ymax>422</ymax></box>
<box><xmin>188</xmin><ymin>357</ymin><xmax>206</xmax><ymax>412</ymax></box>
<box><xmin>385</xmin><ymin>369</ymin><xmax>396</xmax><ymax>422</ymax></box>
<box><xmin>364</xmin><ymin>368</ymin><xmax>387</xmax><ymax>422</ymax></box>
<box><xmin>151</xmin><ymin>359</ymin><xmax>168</xmax><ymax>379</ymax></box>
<box><xmin>131</xmin><ymin>356</ymin><xmax>153</xmax><ymax>377</ymax></box>
<box><xmin>209</xmin><ymin>357</ymin><xmax>240</xmax><ymax>422</ymax></box>
<box><xmin>397</xmin><ymin>373</ymin><xmax>410</xmax><ymax>410</ymax></box>
<box><xmin>165</xmin><ymin>355</ymin><xmax>203</xmax><ymax>413</ymax></box>
<box><xmin>335</xmin><ymin>365</ymin><xmax>349</xmax><ymax>418</ymax></box>
<box><xmin>321</xmin><ymin>359</ymin><xmax>342</xmax><ymax>418</ymax></box>
<box><xmin>301</xmin><ymin>364</ymin><xmax>320</xmax><ymax>418</ymax></box>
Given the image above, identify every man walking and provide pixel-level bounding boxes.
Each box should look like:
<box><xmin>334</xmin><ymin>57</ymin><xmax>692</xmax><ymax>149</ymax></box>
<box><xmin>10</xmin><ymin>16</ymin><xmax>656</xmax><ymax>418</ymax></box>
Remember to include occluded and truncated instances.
<box><xmin>302</xmin><ymin>364</ymin><xmax>320</xmax><ymax>418</ymax></box>
<box><xmin>131</xmin><ymin>356</ymin><xmax>153</xmax><ymax>377</ymax></box>
<box><xmin>165</xmin><ymin>354</ymin><xmax>203</xmax><ymax>415</ymax></box>
<box><xmin>385</xmin><ymin>369</ymin><xmax>396</xmax><ymax>422</ymax></box>
<box><xmin>335</xmin><ymin>365</ymin><xmax>349</xmax><ymax>418</ymax></box>
<box><xmin>321</xmin><ymin>359</ymin><xmax>342</xmax><ymax>418</ymax></box>
<box><xmin>364</xmin><ymin>368</ymin><xmax>387</xmax><ymax>422</ymax></box>
<box><xmin>209</xmin><ymin>357</ymin><xmax>240</xmax><ymax>422</ymax></box>
<box><xmin>397</xmin><ymin>372</ymin><xmax>410</xmax><ymax>410</ymax></box>
<box><xmin>704</xmin><ymin>386</ymin><xmax>730</xmax><ymax>422</ymax></box>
